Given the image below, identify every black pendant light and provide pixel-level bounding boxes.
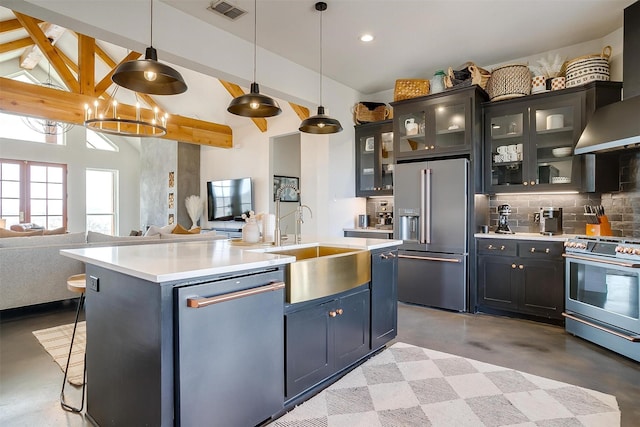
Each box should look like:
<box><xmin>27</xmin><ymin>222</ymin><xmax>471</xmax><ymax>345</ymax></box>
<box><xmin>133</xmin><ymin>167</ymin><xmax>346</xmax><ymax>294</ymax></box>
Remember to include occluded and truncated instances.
<box><xmin>112</xmin><ymin>0</ymin><xmax>187</xmax><ymax>95</ymax></box>
<box><xmin>227</xmin><ymin>0</ymin><xmax>282</xmax><ymax>117</ymax></box>
<box><xmin>299</xmin><ymin>2</ymin><xmax>342</xmax><ymax>134</ymax></box>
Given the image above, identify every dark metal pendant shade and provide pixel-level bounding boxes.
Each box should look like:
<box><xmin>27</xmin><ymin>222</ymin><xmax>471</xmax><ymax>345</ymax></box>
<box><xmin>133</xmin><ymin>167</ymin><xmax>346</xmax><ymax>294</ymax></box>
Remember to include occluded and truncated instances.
<box><xmin>227</xmin><ymin>82</ymin><xmax>282</xmax><ymax>117</ymax></box>
<box><xmin>112</xmin><ymin>47</ymin><xmax>187</xmax><ymax>95</ymax></box>
<box><xmin>299</xmin><ymin>106</ymin><xmax>343</xmax><ymax>134</ymax></box>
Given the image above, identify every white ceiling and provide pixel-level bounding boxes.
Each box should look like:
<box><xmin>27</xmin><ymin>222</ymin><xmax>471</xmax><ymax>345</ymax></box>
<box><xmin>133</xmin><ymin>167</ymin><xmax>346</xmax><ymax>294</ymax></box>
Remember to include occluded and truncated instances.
<box><xmin>164</xmin><ymin>0</ymin><xmax>635</xmax><ymax>94</ymax></box>
<box><xmin>0</xmin><ymin>0</ymin><xmax>635</xmax><ymax>130</ymax></box>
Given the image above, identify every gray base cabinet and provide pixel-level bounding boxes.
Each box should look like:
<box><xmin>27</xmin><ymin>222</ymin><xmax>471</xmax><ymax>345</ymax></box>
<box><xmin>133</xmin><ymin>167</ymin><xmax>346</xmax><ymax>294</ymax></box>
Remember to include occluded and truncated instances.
<box><xmin>371</xmin><ymin>248</ymin><xmax>398</xmax><ymax>350</ymax></box>
<box><xmin>285</xmin><ymin>286</ymin><xmax>370</xmax><ymax>400</ymax></box>
<box><xmin>477</xmin><ymin>239</ymin><xmax>564</xmax><ymax>320</ymax></box>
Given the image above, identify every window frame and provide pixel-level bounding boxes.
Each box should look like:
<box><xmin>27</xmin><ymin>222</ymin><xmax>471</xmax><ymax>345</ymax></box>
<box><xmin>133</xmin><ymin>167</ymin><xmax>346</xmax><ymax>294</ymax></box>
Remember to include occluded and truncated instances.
<box><xmin>0</xmin><ymin>159</ymin><xmax>68</xmax><ymax>229</ymax></box>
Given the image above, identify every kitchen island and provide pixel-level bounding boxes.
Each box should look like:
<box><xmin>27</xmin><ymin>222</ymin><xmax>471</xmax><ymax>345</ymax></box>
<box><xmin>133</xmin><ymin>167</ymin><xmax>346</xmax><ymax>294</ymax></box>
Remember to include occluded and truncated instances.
<box><xmin>61</xmin><ymin>236</ymin><xmax>401</xmax><ymax>426</ymax></box>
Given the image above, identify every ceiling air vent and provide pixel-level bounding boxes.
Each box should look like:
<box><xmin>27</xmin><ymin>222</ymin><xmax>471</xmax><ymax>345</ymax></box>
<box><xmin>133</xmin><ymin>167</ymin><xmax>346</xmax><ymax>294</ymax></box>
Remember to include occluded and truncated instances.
<box><xmin>207</xmin><ymin>1</ymin><xmax>247</xmax><ymax>20</ymax></box>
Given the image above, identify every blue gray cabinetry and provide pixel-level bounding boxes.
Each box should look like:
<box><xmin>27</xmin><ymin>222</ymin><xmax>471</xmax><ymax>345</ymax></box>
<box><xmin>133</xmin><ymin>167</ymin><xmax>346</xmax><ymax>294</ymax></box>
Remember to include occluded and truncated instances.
<box><xmin>476</xmin><ymin>238</ymin><xmax>564</xmax><ymax>320</ymax></box>
<box><xmin>371</xmin><ymin>247</ymin><xmax>398</xmax><ymax>350</ymax></box>
<box><xmin>285</xmin><ymin>285</ymin><xmax>370</xmax><ymax>400</ymax></box>
<box><xmin>84</xmin><ymin>265</ymin><xmax>285</xmax><ymax>427</ymax></box>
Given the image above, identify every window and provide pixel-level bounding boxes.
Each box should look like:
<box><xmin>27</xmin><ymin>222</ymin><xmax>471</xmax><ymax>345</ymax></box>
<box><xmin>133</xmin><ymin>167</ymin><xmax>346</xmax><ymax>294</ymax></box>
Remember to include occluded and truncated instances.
<box><xmin>86</xmin><ymin>129</ymin><xmax>118</xmax><ymax>151</ymax></box>
<box><xmin>0</xmin><ymin>159</ymin><xmax>67</xmax><ymax>229</ymax></box>
<box><xmin>0</xmin><ymin>72</ymin><xmax>64</xmax><ymax>145</ymax></box>
<box><xmin>86</xmin><ymin>169</ymin><xmax>117</xmax><ymax>235</ymax></box>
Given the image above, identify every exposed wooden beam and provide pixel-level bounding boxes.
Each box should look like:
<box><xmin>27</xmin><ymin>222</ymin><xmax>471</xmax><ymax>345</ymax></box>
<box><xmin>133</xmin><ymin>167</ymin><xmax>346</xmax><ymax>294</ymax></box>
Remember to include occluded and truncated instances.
<box><xmin>19</xmin><ymin>22</ymin><xmax>66</xmax><ymax>70</ymax></box>
<box><xmin>0</xmin><ymin>18</ymin><xmax>23</xmax><ymax>33</ymax></box>
<box><xmin>69</xmin><ymin>30</ymin><xmax>117</xmax><ymax>69</ymax></box>
<box><xmin>0</xmin><ymin>77</ymin><xmax>232</xmax><ymax>148</ymax></box>
<box><xmin>13</xmin><ymin>12</ymin><xmax>79</xmax><ymax>92</ymax></box>
<box><xmin>0</xmin><ymin>36</ymin><xmax>33</xmax><ymax>54</ymax></box>
<box><xmin>219</xmin><ymin>80</ymin><xmax>268</xmax><ymax>133</ymax></box>
<box><xmin>54</xmin><ymin>45</ymin><xmax>78</xmax><ymax>74</ymax></box>
<box><xmin>95</xmin><ymin>51</ymin><xmax>140</xmax><ymax>97</ymax></box>
<box><xmin>78</xmin><ymin>35</ymin><xmax>95</xmax><ymax>96</ymax></box>
<box><xmin>289</xmin><ymin>103</ymin><xmax>310</xmax><ymax>121</ymax></box>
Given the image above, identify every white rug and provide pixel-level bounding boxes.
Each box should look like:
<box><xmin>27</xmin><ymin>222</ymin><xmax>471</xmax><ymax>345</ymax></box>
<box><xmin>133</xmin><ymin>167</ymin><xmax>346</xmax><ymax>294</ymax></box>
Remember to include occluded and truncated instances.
<box><xmin>32</xmin><ymin>321</ymin><xmax>85</xmax><ymax>386</ymax></box>
<box><xmin>273</xmin><ymin>342</ymin><xmax>620</xmax><ymax>427</ymax></box>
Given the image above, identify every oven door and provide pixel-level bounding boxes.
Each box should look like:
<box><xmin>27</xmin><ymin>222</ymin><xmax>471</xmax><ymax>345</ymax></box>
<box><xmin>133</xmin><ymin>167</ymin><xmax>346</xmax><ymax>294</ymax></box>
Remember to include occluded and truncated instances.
<box><xmin>565</xmin><ymin>254</ymin><xmax>640</xmax><ymax>335</ymax></box>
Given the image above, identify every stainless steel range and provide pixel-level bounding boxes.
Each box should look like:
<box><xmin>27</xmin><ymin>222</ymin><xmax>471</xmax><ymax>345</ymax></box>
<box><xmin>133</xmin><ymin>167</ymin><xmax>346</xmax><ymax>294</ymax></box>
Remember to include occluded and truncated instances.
<box><xmin>563</xmin><ymin>236</ymin><xmax>640</xmax><ymax>362</ymax></box>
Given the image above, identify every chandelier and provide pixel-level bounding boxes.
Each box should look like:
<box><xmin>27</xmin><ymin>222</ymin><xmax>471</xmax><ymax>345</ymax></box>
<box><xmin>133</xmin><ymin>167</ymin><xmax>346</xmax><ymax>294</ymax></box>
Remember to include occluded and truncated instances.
<box><xmin>83</xmin><ymin>88</ymin><xmax>168</xmax><ymax>137</ymax></box>
<box><xmin>22</xmin><ymin>65</ymin><xmax>74</xmax><ymax>136</ymax></box>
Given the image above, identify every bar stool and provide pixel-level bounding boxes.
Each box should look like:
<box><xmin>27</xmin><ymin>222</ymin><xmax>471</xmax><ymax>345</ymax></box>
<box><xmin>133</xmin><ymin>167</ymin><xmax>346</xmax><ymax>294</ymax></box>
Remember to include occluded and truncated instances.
<box><xmin>60</xmin><ymin>273</ymin><xmax>87</xmax><ymax>413</ymax></box>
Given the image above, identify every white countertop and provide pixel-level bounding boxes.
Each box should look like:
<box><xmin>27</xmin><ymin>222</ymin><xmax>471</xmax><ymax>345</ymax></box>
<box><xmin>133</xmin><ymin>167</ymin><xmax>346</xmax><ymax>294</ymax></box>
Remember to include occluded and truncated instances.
<box><xmin>61</xmin><ymin>236</ymin><xmax>402</xmax><ymax>283</ymax></box>
<box><xmin>474</xmin><ymin>232</ymin><xmax>575</xmax><ymax>242</ymax></box>
<box><xmin>343</xmin><ymin>227</ymin><xmax>394</xmax><ymax>233</ymax></box>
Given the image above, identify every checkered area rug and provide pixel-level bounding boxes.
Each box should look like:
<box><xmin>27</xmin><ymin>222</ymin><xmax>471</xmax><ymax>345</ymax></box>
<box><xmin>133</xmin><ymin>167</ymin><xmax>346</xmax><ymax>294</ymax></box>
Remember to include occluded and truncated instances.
<box><xmin>272</xmin><ymin>342</ymin><xmax>620</xmax><ymax>426</ymax></box>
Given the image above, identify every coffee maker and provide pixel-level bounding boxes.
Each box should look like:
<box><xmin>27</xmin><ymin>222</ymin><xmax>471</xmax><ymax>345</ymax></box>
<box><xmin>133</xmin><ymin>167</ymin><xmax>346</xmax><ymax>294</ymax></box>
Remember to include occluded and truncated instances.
<box><xmin>539</xmin><ymin>207</ymin><xmax>563</xmax><ymax>235</ymax></box>
<box><xmin>496</xmin><ymin>204</ymin><xmax>514</xmax><ymax>234</ymax></box>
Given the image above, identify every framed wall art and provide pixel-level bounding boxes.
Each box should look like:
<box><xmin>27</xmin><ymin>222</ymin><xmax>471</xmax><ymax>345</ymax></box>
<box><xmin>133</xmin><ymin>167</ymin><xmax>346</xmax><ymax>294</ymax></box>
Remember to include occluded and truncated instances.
<box><xmin>273</xmin><ymin>175</ymin><xmax>300</xmax><ymax>202</ymax></box>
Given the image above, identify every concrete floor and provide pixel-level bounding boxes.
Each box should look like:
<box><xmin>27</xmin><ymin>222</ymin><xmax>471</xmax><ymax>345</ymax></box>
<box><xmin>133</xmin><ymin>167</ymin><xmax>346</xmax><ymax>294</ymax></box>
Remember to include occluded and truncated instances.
<box><xmin>0</xmin><ymin>301</ymin><xmax>638</xmax><ymax>426</ymax></box>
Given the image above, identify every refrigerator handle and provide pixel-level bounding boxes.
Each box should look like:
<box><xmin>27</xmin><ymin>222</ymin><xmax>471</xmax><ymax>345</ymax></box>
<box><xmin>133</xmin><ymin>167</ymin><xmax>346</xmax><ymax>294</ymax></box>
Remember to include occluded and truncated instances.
<box><xmin>420</xmin><ymin>168</ymin><xmax>432</xmax><ymax>244</ymax></box>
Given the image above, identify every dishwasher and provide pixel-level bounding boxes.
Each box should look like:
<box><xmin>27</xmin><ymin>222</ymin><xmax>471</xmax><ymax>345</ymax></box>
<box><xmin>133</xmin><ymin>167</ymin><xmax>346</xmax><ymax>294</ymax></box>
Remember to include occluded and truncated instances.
<box><xmin>175</xmin><ymin>269</ymin><xmax>285</xmax><ymax>426</ymax></box>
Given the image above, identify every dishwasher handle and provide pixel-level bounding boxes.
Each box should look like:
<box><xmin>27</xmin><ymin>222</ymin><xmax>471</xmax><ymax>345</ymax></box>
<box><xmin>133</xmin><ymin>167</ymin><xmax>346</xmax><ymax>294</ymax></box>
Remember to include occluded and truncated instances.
<box><xmin>186</xmin><ymin>281</ymin><xmax>285</xmax><ymax>308</ymax></box>
<box><xmin>398</xmin><ymin>254</ymin><xmax>461</xmax><ymax>263</ymax></box>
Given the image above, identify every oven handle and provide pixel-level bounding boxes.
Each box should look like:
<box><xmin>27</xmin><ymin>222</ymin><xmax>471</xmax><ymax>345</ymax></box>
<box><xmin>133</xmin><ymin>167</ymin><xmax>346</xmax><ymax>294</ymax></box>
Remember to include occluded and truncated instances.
<box><xmin>563</xmin><ymin>312</ymin><xmax>640</xmax><ymax>342</ymax></box>
<box><xmin>563</xmin><ymin>253</ymin><xmax>640</xmax><ymax>268</ymax></box>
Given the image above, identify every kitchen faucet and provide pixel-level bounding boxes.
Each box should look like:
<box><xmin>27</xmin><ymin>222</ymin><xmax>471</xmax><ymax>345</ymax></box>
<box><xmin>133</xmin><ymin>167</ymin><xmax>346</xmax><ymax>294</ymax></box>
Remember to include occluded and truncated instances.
<box><xmin>274</xmin><ymin>184</ymin><xmax>300</xmax><ymax>246</ymax></box>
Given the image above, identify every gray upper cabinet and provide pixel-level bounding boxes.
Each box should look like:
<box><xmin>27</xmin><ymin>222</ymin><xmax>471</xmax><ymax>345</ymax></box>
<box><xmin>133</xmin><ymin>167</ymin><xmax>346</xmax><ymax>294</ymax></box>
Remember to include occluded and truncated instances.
<box><xmin>355</xmin><ymin>120</ymin><xmax>394</xmax><ymax>197</ymax></box>
<box><xmin>483</xmin><ymin>81</ymin><xmax>622</xmax><ymax>194</ymax></box>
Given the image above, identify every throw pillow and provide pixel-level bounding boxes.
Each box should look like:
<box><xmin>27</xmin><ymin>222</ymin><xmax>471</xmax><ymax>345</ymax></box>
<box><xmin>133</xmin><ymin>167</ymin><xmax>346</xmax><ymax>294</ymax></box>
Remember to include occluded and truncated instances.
<box><xmin>43</xmin><ymin>227</ymin><xmax>67</xmax><ymax>235</ymax></box>
<box><xmin>172</xmin><ymin>224</ymin><xmax>201</xmax><ymax>234</ymax></box>
<box><xmin>0</xmin><ymin>228</ymin><xmax>44</xmax><ymax>238</ymax></box>
<box><xmin>144</xmin><ymin>224</ymin><xmax>176</xmax><ymax>237</ymax></box>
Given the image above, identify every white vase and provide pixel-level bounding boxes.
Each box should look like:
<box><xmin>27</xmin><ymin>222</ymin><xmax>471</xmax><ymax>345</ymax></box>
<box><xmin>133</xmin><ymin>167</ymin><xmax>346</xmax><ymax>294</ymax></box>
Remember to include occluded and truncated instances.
<box><xmin>242</xmin><ymin>220</ymin><xmax>260</xmax><ymax>243</ymax></box>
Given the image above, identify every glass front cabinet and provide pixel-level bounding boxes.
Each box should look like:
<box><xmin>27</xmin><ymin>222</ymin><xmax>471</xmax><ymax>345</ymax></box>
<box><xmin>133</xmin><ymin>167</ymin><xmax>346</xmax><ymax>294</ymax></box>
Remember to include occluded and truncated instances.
<box><xmin>392</xmin><ymin>86</ymin><xmax>485</xmax><ymax>160</ymax></box>
<box><xmin>484</xmin><ymin>82</ymin><xmax>623</xmax><ymax>194</ymax></box>
<box><xmin>355</xmin><ymin>120</ymin><xmax>394</xmax><ymax>197</ymax></box>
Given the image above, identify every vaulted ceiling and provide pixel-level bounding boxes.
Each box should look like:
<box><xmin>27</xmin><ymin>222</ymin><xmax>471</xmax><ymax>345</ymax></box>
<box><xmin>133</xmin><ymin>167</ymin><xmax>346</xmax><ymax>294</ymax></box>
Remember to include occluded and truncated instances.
<box><xmin>0</xmin><ymin>6</ymin><xmax>310</xmax><ymax>146</ymax></box>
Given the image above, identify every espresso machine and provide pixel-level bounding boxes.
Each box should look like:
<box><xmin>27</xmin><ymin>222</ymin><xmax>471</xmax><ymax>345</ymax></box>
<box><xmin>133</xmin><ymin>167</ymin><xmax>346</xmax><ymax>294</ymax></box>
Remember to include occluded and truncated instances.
<box><xmin>495</xmin><ymin>204</ymin><xmax>514</xmax><ymax>234</ymax></box>
<box><xmin>539</xmin><ymin>207</ymin><xmax>563</xmax><ymax>235</ymax></box>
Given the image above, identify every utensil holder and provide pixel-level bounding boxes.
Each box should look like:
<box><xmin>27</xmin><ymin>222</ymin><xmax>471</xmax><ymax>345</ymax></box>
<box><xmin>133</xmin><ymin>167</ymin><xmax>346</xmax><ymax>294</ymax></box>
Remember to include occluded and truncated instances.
<box><xmin>586</xmin><ymin>215</ymin><xmax>612</xmax><ymax>236</ymax></box>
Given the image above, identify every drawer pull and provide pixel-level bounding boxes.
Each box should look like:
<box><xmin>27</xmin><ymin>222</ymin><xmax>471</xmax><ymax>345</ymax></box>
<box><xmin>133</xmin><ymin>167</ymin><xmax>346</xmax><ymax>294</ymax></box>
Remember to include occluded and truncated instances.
<box><xmin>186</xmin><ymin>281</ymin><xmax>285</xmax><ymax>308</ymax></box>
<box><xmin>530</xmin><ymin>247</ymin><xmax>536</xmax><ymax>253</ymax></box>
<box><xmin>329</xmin><ymin>310</ymin><xmax>337</xmax><ymax>317</ymax></box>
<box><xmin>545</xmin><ymin>248</ymin><xmax>550</xmax><ymax>254</ymax></box>
<box><xmin>336</xmin><ymin>308</ymin><xmax>344</xmax><ymax>316</ymax></box>
<box><xmin>501</xmin><ymin>245</ymin><xmax>505</xmax><ymax>251</ymax></box>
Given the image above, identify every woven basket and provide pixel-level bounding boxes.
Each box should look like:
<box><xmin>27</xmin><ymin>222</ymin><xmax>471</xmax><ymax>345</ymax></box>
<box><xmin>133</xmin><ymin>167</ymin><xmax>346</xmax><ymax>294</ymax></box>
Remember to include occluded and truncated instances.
<box><xmin>468</xmin><ymin>65</ymin><xmax>491</xmax><ymax>90</ymax></box>
<box><xmin>486</xmin><ymin>64</ymin><xmax>531</xmax><ymax>101</ymax></box>
<box><xmin>565</xmin><ymin>46</ymin><xmax>611</xmax><ymax>88</ymax></box>
<box><xmin>353</xmin><ymin>102</ymin><xmax>391</xmax><ymax>124</ymax></box>
<box><xmin>394</xmin><ymin>79</ymin><xmax>430</xmax><ymax>101</ymax></box>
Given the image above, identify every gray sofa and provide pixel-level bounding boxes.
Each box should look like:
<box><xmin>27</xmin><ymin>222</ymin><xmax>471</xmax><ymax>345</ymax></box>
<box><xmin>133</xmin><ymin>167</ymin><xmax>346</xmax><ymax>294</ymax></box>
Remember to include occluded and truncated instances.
<box><xmin>0</xmin><ymin>230</ymin><xmax>227</xmax><ymax>311</ymax></box>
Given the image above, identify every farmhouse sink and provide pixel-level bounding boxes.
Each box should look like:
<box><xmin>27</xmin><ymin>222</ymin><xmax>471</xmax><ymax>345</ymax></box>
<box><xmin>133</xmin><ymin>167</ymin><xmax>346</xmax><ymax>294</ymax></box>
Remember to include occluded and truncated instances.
<box><xmin>268</xmin><ymin>245</ymin><xmax>371</xmax><ymax>303</ymax></box>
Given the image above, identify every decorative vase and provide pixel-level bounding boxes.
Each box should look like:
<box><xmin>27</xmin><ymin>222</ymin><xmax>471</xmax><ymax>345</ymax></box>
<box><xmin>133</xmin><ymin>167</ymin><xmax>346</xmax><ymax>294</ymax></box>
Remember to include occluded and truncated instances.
<box><xmin>242</xmin><ymin>219</ymin><xmax>260</xmax><ymax>243</ymax></box>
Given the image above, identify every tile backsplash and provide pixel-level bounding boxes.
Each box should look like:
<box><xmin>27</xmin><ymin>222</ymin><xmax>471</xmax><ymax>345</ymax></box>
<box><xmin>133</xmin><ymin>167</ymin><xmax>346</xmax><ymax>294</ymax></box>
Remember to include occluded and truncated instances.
<box><xmin>489</xmin><ymin>149</ymin><xmax>640</xmax><ymax>237</ymax></box>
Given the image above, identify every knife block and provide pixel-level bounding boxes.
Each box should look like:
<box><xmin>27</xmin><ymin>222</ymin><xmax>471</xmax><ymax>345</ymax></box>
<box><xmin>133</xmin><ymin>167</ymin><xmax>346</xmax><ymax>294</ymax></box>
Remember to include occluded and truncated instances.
<box><xmin>586</xmin><ymin>215</ymin><xmax>612</xmax><ymax>236</ymax></box>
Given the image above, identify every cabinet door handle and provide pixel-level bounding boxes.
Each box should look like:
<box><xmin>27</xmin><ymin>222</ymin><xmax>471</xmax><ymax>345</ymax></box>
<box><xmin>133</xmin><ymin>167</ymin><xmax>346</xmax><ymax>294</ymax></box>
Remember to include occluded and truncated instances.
<box><xmin>329</xmin><ymin>310</ymin><xmax>337</xmax><ymax>317</ymax></box>
<box><xmin>530</xmin><ymin>181</ymin><xmax>536</xmax><ymax>186</ymax></box>
<box><xmin>511</xmin><ymin>264</ymin><xmax>516</xmax><ymax>269</ymax></box>
<box><xmin>519</xmin><ymin>265</ymin><xmax>524</xmax><ymax>270</ymax></box>
<box><xmin>523</xmin><ymin>182</ymin><xmax>528</xmax><ymax>186</ymax></box>
<box><xmin>336</xmin><ymin>308</ymin><xmax>344</xmax><ymax>316</ymax></box>
<box><xmin>186</xmin><ymin>281</ymin><xmax>285</xmax><ymax>308</ymax></box>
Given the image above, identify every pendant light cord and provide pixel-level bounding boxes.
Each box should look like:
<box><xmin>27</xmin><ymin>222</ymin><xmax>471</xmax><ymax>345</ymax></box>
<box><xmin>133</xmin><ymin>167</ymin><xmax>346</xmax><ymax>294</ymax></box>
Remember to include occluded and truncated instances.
<box><xmin>253</xmin><ymin>0</ymin><xmax>257</xmax><ymax>82</ymax></box>
<box><xmin>319</xmin><ymin>6</ymin><xmax>323</xmax><ymax>106</ymax></box>
<box><xmin>150</xmin><ymin>0</ymin><xmax>154</xmax><ymax>47</ymax></box>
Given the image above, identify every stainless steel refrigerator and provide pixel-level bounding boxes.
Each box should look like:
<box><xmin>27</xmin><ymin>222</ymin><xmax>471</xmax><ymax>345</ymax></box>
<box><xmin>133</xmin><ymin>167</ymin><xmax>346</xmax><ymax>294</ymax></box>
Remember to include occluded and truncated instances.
<box><xmin>394</xmin><ymin>157</ymin><xmax>468</xmax><ymax>311</ymax></box>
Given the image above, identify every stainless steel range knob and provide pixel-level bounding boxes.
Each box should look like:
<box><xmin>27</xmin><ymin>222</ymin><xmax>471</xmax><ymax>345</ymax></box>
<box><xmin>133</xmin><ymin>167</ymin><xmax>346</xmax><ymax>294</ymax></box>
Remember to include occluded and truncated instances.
<box><xmin>633</xmin><ymin>248</ymin><xmax>640</xmax><ymax>255</ymax></box>
<box><xmin>578</xmin><ymin>243</ymin><xmax>587</xmax><ymax>249</ymax></box>
<box><xmin>615</xmin><ymin>246</ymin><xmax>623</xmax><ymax>253</ymax></box>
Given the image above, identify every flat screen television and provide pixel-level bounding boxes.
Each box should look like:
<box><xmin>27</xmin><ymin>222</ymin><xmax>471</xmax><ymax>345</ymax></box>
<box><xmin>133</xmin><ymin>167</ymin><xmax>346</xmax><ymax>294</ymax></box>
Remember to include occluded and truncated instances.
<box><xmin>207</xmin><ymin>178</ymin><xmax>254</xmax><ymax>221</ymax></box>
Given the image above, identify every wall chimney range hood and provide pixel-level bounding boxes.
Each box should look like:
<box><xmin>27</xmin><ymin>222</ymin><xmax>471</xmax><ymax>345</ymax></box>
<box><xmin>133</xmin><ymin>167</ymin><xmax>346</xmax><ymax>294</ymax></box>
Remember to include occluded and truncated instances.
<box><xmin>574</xmin><ymin>0</ymin><xmax>640</xmax><ymax>154</ymax></box>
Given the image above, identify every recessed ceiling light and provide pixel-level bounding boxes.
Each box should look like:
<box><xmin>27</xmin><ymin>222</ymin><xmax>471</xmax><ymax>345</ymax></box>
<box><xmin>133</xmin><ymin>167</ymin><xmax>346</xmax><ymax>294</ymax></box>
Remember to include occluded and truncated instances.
<box><xmin>360</xmin><ymin>34</ymin><xmax>374</xmax><ymax>42</ymax></box>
